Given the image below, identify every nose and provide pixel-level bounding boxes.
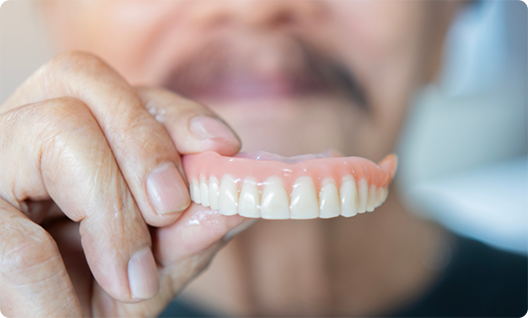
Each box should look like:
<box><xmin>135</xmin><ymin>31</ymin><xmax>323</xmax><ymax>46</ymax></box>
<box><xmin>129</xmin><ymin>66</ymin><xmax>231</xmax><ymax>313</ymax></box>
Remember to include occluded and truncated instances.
<box><xmin>188</xmin><ymin>0</ymin><xmax>327</xmax><ymax>30</ymax></box>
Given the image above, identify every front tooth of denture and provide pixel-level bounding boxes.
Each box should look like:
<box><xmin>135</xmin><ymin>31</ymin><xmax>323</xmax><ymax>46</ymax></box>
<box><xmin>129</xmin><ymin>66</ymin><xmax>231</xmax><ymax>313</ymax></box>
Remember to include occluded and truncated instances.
<box><xmin>200</xmin><ymin>175</ymin><xmax>210</xmax><ymax>207</ymax></box>
<box><xmin>319</xmin><ymin>179</ymin><xmax>340</xmax><ymax>219</ymax></box>
<box><xmin>290</xmin><ymin>176</ymin><xmax>319</xmax><ymax>219</ymax></box>
<box><xmin>238</xmin><ymin>178</ymin><xmax>260</xmax><ymax>218</ymax></box>
<box><xmin>367</xmin><ymin>185</ymin><xmax>377</xmax><ymax>212</ymax></box>
<box><xmin>189</xmin><ymin>180</ymin><xmax>194</xmax><ymax>202</ymax></box>
<box><xmin>340</xmin><ymin>175</ymin><xmax>358</xmax><ymax>217</ymax></box>
<box><xmin>190</xmin><ymin>179</ymin><xmax>201</xmax><ymax>204</ymax></box>
<box><xmin>219</xmin><ymin>174</ymin><xmax>238</xmax><ymax>216</ymax></box>
<box><xmin>357</xmin><ymin>178</ymin><xmax>368</xmax><ymax>213</ymax></box>
<box><xmin>260</xmin><ymin>177</ymin><xmax>290</xmax><ymax>219</ymax></box>
<box><xmin>209</xmin><ymin>176</ymin><xmax>220</xmax><ymax>211</ymax></box>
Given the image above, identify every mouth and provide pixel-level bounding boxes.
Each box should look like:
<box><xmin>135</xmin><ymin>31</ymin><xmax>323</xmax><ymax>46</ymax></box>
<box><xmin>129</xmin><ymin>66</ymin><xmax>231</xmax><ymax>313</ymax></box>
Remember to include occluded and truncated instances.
<box><xmin>188</xmin><ymin>74</ymin><xmax>325</xmax><ymax>101</ymax></box>
<box><xmin>162</xmin><ymin>33</ymin><xmax>367</xmax><ymax>106</ymax></box>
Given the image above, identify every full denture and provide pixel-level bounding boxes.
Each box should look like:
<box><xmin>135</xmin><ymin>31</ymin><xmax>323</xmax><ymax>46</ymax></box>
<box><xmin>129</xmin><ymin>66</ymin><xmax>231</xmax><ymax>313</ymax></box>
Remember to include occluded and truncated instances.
<box><xmin>182</xmin><ymin>151</ymin><xmax>398</xmax><ymax>219</ymax></box>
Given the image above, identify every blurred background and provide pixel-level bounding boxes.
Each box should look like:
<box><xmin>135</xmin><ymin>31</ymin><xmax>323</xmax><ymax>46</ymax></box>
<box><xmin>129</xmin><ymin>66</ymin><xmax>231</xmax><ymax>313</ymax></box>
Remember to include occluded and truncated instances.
<box><xmin>1</xmin><ymin>0</ymin><xmax>526</xmax><ymax>255</ymax></box>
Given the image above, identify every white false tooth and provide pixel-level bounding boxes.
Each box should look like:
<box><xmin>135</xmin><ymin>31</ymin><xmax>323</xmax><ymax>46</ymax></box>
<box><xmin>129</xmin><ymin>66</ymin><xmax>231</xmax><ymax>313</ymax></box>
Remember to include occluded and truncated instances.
<box><xmin>218</xmin><ymin>174</ymin><xmax>238</xmax><ymax>216</ymax></box>
<box><xmin>189</xmin><ymin>181</ymin><xmax>195</xmax><ymax>202</ymax></box>
<box><xmin>340</xmin><ymin>175</ymin><xmax>358</xmax><ymax>217</ymax></box>
<box><xmin>238</xmin><ymin>178</ymin><xmax>260</xmax><ymax>218</ymax></box>
<box><xmin>375</xmin><ymin>187</ymin><xmax>384</xmax><ymax>207</ymax></box>
<box><xmin>367</xmin><ymin>184</ymin><xmax>377</xmax><ymax>212</ymax></box>
<box><xmin>382</xmin><ymin>187</ymin><xmax>389</xmax><ymax>203</ymax></box>
<box><xmin>319</xmin><ymin>179</ymin><xmax>340</xmax><ymax>219</ymax></box>
<box><xmin>190</xmin><ymin>179</ymin><xmax>201</xmax><ymax>204</ymax></box>
<box><xmin>260</xmin><ymin>177</ymin><xmax>289</xmax><ymax>219</ymax></box>
<box><xmin>357</xmin><ymin>178</ymin><xmax>368</xmax><ymax>213</ymax></box>
<box><xmin>290</xmin><ymin>176</ymin><xmax>319</xmax><ymax>219</ymax></box>
<box><xmin>200</xmin><ymin>175</ymin><xmax>210</xmax><ymax>207</ymax></box>
<box><xmin>209</xmin><ymin>176</ymin><xmax>220</xmax><ymax>210</ymax></box>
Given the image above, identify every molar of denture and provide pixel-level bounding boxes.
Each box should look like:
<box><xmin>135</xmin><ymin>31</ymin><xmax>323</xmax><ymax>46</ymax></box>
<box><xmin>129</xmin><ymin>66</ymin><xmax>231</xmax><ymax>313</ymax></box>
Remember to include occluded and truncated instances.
<box><xmin>200</xmin><ymin>175</ymin><xmax>210</xmax><ymax>207</ymax></box>
<box><xmin>219</xmin><ymin>174</ymin><xmax>238</xmax><ymax>216</ymax></box>
<box><xmin>340</xmin><ymin>175</ymin><xmax>358</xmax><ymax>217</ymax></box>
<box><xmin>367</xmin><ymin>185</ymin><xmax>377</xmax><ymax>212</ymax></box>
<box><xmin>290</xmin><ymin>176</ymin><xmax>319</xmax><ymax>219</ymax></box>
<box><xmin>209</xmin><ymin>176</ymin><xmax>220</xmax><ymax>210</ymax></box>
<box><xmin>190</xmin><ymin>179</ymin><xmax>201</xmax><ymax>204</ymax></box>
<box><xmin>357</xmin><ymin>178</ymin><xmax>368</xmax><ymax>213</ymax></box>
<box><xmin>381</xmin><ymin>187</ymin><xmax>389</xmax><ymax>204</ymax></box>
<box><xmin>375</xmin><ymin>187</ymin><xmax>384</xmax><ymax>207</ymax></box>
<box><xmin>319</xmin><ymin>178</ymin><xmax>340</xmax><ymax>219</ymax></box>
<box><xmin>238</xmin><ymin>178</ymin><xmax>260</xmax><ymax>218</ymax></box>
<box><xmin>260</xmin><ymin>177</ymin><xmax>290</xmax><ymax>219</ymax></box>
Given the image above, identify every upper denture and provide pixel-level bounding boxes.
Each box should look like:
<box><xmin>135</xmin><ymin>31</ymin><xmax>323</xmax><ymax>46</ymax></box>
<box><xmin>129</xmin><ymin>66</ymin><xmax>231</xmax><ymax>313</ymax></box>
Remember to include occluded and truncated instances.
<box><xmin>183</xmin><ymin>151</ymin><xmax>397</xmax><ymax>219</ymax></box>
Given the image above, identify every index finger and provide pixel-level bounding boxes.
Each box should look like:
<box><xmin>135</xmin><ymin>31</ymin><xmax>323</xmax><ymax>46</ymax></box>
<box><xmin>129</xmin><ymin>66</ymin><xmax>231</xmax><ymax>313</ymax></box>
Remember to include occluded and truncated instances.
<box><xmin>2</xmin><ymin>51</ymin><xmax>189</xmax><ymax>223</ymax></box>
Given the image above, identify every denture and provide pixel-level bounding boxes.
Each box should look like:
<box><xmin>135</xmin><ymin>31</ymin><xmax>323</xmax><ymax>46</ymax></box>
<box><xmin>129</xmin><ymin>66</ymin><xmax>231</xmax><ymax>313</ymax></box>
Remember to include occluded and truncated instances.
<box><xmin>182</xmin><ymin>151</ymin><xmax>397</xmax><ymax>219</ymax></box>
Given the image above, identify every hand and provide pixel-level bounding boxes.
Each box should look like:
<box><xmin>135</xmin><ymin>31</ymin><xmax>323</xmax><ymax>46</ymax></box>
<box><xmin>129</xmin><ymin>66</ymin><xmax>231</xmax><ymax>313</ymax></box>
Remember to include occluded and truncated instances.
<box><xmin>0</xmin><ymin>51</ymin><xmax>248</xmax><ymax>317</ymax></box>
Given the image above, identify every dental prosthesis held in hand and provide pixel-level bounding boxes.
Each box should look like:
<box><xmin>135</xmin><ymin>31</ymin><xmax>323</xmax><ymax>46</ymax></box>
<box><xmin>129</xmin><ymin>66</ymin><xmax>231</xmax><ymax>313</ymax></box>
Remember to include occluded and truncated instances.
<box><xmin>182</xmin><ymin>150</ymin><xmax>397</xmax><ymax>219</ymax></box>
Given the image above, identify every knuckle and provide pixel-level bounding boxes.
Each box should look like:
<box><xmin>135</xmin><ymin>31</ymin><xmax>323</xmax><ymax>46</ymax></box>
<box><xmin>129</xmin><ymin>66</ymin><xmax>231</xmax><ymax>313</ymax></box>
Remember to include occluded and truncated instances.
<box><xmin>3</xmin><ymin>96</ymin><xmax>113</xmax><ymax>149</ymax></box>
<box><xmin>0</xmin><ymin>97</ymin><xmax>89</xmax><ymax>127</ymax></box>
<box><xmin>8</xmin><ymin>99</ymin><xmax>98</xmax><ymax>150</ymax></box>
<box><xmin>47</xmin><ymin>97</ymin><xmax>90</xmax><ymax>118</ymax></box>
<box><xmin>0</xmin><ymin>98</ymin><xmax>100</xmax><ymax>177</ymax></box>
<box><xmin>38</xmin><ymin>98</ymin><xmax>95</xmax><ymax>132</ymax></box>
<box><xmin>39</xmin><ymin>51</ymin><xmax>110</xmax><ymax>82</ymax></box>
<box><xmin>0</xmin><ymin>98</ymin><xmax>96</xmax><ymax>166</ymax></box>
<box><xmin>49</xmin><ymin>50</ymin><xmax>107</xmax><ymax>72</ymax></box>
<box><xmin>0</xmin><ymin>219</ymin><xmax>59</xmax><ymax>277</ymax></box>
<box><xmin>35</xmin><ymin>99</ymin><xmax>110</xmax><ymax>191</ymax></box>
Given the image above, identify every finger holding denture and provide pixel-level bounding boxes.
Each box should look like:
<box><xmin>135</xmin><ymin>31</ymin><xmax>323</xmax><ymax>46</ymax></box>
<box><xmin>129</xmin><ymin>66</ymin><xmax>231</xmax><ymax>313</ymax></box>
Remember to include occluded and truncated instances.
<box><xmin>183</xmin><ymin>150</ymin><xmax>397</xmax><ymax>219</ymax></box>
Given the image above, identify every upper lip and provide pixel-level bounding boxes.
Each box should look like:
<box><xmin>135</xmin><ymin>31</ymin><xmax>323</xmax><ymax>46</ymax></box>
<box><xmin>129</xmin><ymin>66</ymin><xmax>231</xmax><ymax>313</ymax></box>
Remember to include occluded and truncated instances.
<box><xmin>161</xmin><ymin>32</ymin><xmax>367</xmax><ymax>109</ymax></box>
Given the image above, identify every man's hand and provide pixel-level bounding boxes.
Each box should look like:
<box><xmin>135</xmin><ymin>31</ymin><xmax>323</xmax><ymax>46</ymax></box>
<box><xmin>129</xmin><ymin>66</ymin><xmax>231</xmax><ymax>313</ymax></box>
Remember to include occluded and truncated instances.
<box><xmin>0</xmin><ymin>51</ymin><xmax>247</xmax><ymax>317</ymax></box>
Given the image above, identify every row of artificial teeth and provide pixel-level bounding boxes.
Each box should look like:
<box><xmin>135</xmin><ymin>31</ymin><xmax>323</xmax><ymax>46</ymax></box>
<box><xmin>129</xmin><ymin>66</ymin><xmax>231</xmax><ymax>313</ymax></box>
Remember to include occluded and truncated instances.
<box><xmin>189</xmin><ymin>174</ymin><xmax>389</xmax><ymax>219</ymax></box>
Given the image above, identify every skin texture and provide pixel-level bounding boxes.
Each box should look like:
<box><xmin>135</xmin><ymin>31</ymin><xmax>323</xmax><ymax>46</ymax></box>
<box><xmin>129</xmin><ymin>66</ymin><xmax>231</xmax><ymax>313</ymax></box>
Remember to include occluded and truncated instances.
<box><xmin>0</xmin><ymin>0</ymin><xmax>460</xmax><ymax>317</ymax></box>
<box><xmin>0</xmin><ymin>52</ymin><xmax>247</xmax><ymax>316</ymax></box>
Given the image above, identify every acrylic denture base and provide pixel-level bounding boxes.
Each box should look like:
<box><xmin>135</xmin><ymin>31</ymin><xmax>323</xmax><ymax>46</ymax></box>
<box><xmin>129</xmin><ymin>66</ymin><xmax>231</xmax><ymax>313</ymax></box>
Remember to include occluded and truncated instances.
<box><xmin>183</xmin><ymin>151</ymin><xmax>398</xmax><ymax>219</ymax></box>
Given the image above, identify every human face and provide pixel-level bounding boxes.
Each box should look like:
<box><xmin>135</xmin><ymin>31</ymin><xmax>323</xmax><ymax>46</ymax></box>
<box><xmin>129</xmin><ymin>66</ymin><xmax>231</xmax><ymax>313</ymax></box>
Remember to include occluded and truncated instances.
<box><xmin>44</xmin><ymin>0</ymin><xmax>454</xmax><ymax>162</ymax></box>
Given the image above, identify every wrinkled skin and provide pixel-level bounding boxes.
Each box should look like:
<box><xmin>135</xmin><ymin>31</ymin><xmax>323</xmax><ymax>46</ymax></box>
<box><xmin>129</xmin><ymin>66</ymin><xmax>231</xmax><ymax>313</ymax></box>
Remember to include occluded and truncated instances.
<box><xmin>0</xmin><ymin>52</ymin><xmax>248</xmax><ymax>317</ymax></box>
<box><xmin>0</xmin><ymin>1</ymin><xmax>460</xmax><ymax>317</ymax></box>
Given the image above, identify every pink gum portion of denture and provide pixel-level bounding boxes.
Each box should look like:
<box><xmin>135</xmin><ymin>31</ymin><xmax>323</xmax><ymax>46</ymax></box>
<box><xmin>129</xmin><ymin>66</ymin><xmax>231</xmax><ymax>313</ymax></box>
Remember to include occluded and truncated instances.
<box><xmin>182</xmin><ymin>151</ymin><xmax>398</xmax><ymax>193</ymax></box>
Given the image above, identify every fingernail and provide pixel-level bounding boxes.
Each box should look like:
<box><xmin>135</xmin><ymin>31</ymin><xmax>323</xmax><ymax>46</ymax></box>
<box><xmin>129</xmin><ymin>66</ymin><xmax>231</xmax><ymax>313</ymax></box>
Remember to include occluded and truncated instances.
<box><xmin>189</xmin><ymin>115</ymin><xmax>240</xmax><ymax>146</ymax></box>
<box><xmin>128</xmin><ymin>248</ymin><xmax>159</xmax><ymax>300</ymax></box>
<box><xmin>147</xmin><ymin>162</ymin><xmax>190</xmax><ymax>214</ymax></box>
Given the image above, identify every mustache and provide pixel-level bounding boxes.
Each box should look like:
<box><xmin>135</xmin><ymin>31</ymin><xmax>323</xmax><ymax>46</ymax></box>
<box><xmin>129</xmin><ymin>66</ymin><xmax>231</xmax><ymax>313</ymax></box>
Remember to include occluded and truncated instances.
<box><xmin>161</xmin><ymin>35</ymin><xmax>367</xmax><ymax>110</ymax></box>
